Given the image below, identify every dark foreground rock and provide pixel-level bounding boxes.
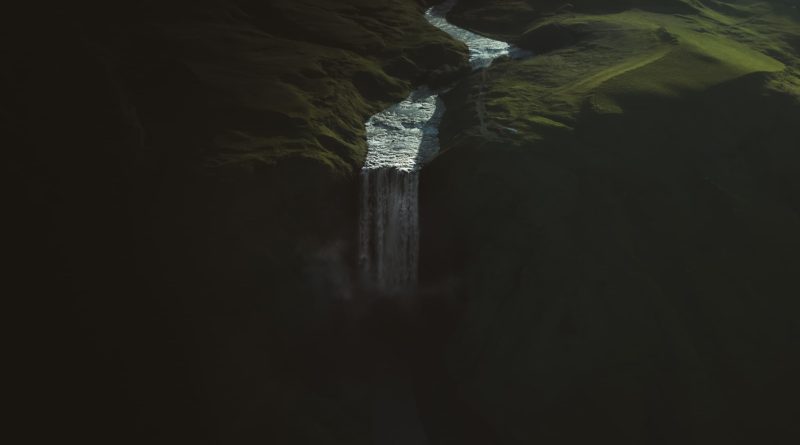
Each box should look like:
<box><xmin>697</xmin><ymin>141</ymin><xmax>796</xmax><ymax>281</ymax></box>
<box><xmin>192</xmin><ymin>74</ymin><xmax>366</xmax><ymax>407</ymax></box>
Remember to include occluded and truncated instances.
<box><xmin>5</xmin><ymin>0</ymin><xmax>468</xmax><ymax>443</ymax></box>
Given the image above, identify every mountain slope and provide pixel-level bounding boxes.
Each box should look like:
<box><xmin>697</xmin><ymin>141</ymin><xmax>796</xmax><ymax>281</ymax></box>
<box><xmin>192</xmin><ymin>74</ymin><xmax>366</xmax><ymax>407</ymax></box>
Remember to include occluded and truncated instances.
<box><xmin>421</xmin><ymin>1</ymin><xmax>800</xmax><ymax>443</ymax></box>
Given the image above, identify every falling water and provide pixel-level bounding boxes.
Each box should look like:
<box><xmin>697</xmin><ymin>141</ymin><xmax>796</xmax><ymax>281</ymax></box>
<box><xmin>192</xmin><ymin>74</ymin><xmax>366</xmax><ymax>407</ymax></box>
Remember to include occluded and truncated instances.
<box><xmin>359</xmin><ymin>88</ymin><xmax>444</xmax><ymax>294</ymax></box>
<box><xmin>359</xmin><ymin>168</ymin><xmax>421</xmax><ymax>293</ymax></box>
<box><xmin>359</xmin><ymin>0</ymin><xmax>530</xmax><ymax>295</ymax></box>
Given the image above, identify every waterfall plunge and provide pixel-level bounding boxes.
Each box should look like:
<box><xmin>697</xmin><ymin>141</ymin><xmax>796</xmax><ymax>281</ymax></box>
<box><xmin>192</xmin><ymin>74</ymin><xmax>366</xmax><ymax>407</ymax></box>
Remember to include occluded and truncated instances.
<box><xmin>359</xmin><ymin>1</ymin><xmax>529</xmax><ymax>295</ymax></box>
<box><xmin>359</xmin><ymin>168</ymin><xmax>420</xmax><ymax>293</ymax></box>
<box><xmin>358</xmin><ymin>88</ymin><xmax>443</xmax><ymax>295</ymax></box>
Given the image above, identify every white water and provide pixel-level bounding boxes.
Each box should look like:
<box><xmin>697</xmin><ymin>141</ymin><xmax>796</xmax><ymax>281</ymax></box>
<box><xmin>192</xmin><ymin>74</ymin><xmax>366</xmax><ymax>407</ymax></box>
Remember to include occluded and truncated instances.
<box><xmin>426</xmin><ymin>0</ymin><xmax>532</xmax><ymax>69</ymax></box>
<box><xmin>359</xmin><ymin>0</ymin><xmax>529</xmax><ymax>294</ymax></box>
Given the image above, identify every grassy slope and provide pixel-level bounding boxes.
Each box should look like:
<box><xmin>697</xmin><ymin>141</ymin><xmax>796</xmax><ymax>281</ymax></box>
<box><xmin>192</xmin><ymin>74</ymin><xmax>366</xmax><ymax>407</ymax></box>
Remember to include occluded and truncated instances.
<box><xmin>422</xmin><ymin>1</ymin><xmax>800</xmax><ymax>443</ymax></box>
<box><xmin>105</xmin><ymin>0</ymin><xmax>470</xmax><ymax>175</ymax></box>
<box><xmin>183</xmin><ymin>0</ymin><xmax>470</xmax><ymax>174</ymax></box>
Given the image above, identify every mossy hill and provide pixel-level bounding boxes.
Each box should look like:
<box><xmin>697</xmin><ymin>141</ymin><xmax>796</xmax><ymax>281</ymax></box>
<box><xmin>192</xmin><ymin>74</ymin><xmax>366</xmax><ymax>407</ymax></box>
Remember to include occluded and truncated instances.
<box><xmin>421</xmin><ymin>1</ymin><xmax>800</xmax><ymax>443</ymax></box>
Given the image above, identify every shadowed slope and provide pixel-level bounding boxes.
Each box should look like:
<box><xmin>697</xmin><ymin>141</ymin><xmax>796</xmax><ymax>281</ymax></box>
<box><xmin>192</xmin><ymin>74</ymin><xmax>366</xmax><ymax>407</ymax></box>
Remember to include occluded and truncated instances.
<box><xmin>421</xmin><ymin>1</ymin><xmax>800</xmax><ymax>443</ymax></box>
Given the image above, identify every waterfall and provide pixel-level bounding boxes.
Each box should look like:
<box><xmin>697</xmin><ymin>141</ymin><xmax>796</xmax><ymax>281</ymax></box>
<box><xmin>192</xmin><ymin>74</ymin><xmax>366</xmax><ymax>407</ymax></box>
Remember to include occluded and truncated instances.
<box><xmin>359</xmin><ymin>168</ymin><xmax>420</xmax><ymax>294</ymax></box>
<box><xmin>358</xmin><ymin>1</ymin><xmax>530</xmax><ymax>295</ymax></box>
<box><xmin>358</xmin><ymin>88</ymin><xmax>443</xmax><ymax>294</ymax></box>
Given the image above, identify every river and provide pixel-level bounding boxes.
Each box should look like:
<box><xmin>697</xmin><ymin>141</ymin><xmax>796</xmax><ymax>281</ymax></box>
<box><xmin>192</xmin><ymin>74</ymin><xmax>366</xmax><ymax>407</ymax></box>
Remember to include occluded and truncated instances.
<box><xmin>358</xmin><ymin>0</ymin><xmax>529</xmax><ymax>296</ymax></box>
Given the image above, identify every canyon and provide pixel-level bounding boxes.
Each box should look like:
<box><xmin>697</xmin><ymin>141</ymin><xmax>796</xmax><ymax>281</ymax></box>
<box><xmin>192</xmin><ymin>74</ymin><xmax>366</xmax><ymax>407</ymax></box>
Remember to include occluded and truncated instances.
<box><xmin>6</xmin><ymin>0</ymin><xmax>800</xmax><ymax>443</ymax></box>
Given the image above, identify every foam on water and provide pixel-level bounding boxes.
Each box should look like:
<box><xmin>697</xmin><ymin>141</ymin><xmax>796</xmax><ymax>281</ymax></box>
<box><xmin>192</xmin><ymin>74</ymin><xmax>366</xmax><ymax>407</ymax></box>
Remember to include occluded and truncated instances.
<box><xmin>362</xmin><ymin>87</ymin><xmax>445</xmax><ymax>172</ymax></box>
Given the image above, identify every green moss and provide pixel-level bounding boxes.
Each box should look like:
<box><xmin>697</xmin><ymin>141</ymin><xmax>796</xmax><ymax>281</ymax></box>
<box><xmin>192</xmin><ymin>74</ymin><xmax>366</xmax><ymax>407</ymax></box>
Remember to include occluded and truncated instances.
<box><xmin>442</xmin><ymin>1</ymin><xmax>799</xmax><ymax>145</ymax></box>
<box><xmin>427</xmin><ymin>1</ymin><xmax>800</xmax><ymax>442</ymax></box>
<box><xmin>129</xmin><ymin>0</ymin><xmax>470</xmax><ymax>177</ymax></box>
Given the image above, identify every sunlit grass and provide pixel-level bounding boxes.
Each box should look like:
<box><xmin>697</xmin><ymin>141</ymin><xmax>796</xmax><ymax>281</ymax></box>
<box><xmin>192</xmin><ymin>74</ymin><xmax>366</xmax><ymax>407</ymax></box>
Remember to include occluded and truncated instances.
<box><xmin>461</xmin><ymin>1</ymin><xmax>800</xmax><ymax>143</ymax></box>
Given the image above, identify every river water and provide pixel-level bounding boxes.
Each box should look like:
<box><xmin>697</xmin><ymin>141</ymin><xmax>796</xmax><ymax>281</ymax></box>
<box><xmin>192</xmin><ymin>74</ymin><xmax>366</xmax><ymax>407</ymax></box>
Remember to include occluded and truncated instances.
<box><xmin>358</xmin><ymin>0</ymin><xmax>529</xmax><ymax>295</ymax></box>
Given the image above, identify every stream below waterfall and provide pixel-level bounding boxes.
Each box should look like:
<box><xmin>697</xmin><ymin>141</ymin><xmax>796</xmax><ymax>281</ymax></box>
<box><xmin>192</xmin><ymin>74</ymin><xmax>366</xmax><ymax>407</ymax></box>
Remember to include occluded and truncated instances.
<box><xmin>358</xmin><ymin>0</ymin><xmax>530</xmax><ymax>296</ymax></box>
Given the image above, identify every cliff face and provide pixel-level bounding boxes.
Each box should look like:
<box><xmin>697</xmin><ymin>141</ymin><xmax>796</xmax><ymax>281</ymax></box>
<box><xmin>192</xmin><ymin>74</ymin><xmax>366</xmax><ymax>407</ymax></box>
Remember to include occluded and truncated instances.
<box><xmin>5</xmin><ymin>1</ymin><xmax>467</xmax><ymax>442</ymax></box>
<box><xmin>421</xmin><ymin>1</ymin><xmax>800</xmax><ymax>443</ymax></box>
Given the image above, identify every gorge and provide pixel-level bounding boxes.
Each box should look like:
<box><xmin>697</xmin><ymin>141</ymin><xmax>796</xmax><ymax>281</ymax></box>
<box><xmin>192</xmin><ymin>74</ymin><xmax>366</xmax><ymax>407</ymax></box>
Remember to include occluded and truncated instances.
<box><xmin>359</xmin><ymin>0</ymin><xmax>530</xmax><ymax>294</ymax></box>
<box><xmin>7</xmin><ymin>0</ymin><xmax>800</xmax><ymax>444</ymax></box>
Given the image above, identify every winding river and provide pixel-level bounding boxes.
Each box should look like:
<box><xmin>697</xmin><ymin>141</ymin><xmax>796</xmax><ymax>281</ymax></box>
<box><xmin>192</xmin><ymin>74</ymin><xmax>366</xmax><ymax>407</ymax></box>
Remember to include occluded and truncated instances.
<box><xmin>358</xmin><ymin>0</ymin><xmax>530</xmax><ymax>295</ymax></box>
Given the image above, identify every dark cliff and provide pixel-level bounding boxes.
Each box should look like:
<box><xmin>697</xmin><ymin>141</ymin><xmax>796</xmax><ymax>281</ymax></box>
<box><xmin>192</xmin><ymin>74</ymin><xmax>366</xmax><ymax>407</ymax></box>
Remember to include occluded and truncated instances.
<box><xmin>5</xmin><ymin>1</ymin><xmax>467</xmax><ymax>442</ymax></box>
